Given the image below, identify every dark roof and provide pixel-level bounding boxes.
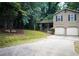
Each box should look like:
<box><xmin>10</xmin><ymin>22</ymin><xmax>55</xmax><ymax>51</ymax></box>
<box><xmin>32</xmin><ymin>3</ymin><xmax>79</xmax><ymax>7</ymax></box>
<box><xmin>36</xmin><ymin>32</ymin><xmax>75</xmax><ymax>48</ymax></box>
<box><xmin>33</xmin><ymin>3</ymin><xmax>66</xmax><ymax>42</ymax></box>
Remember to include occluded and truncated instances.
<box><xmin>54</xmin><ymin>8</ymin><xmax>79</xmax><ymax>15</ymax></box>
<box><xmin>37</xmin><ymin>20</ymin><xmax>53</xmax><ymax>23</ymax></box>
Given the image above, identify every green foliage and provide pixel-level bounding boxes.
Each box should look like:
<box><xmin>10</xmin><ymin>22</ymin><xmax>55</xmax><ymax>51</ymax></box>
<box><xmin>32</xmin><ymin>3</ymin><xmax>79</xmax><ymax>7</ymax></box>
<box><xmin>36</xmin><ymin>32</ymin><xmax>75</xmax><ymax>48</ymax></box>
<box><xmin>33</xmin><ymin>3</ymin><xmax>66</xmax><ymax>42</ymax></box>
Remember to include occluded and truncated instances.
<box><xmin>21</xmin><ymin>2</ymin><xmax>60</xmax><ymax>29</ymax></box>
<box><xmin>44</xmin><ymin>14</ymin><xmax>53</xmax><ymax>20</ymax></box>
<box><xmin>0</xmin><ymin>2</ymin><xmax>60</xmax><ymax>30</ymax></box>
<box><xmin>65</xmin><ymin>2</ymin><xmax>79</xmax><ymax>10</ymax></box>
<box><xmin>0</xmin><ymin>3</ymin><xmax>21</xmax><ymax>15</ymax></box>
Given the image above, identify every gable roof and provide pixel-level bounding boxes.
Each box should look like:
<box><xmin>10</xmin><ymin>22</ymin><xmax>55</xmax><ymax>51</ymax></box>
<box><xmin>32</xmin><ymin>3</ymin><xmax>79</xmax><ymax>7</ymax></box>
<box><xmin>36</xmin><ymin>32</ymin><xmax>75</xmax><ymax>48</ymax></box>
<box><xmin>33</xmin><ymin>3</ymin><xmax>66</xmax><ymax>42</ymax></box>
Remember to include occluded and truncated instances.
<box><xmin>54</xmin><ymin>8</ymin><xmax>79</xmax><ymax>15</ymax></box>
<box><xmin>36</xmin><ymin>20</ymin><xmax>53</xmax><ymax>23</ymax></box>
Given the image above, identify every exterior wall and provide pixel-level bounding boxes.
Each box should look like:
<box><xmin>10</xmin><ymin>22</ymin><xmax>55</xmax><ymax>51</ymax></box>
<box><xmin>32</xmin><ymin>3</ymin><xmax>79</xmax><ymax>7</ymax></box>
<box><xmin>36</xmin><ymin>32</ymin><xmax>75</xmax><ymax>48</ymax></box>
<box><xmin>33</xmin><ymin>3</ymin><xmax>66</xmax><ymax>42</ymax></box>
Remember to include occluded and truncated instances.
<box><xmin>53</xmin><ymin>10</ymin><xmax>79</xmax><ymax>28</ymax></box>
<box><xmin>53</xmin><ymin>10</ymin><xmax>79</xmax><ymax>35</ymax></box>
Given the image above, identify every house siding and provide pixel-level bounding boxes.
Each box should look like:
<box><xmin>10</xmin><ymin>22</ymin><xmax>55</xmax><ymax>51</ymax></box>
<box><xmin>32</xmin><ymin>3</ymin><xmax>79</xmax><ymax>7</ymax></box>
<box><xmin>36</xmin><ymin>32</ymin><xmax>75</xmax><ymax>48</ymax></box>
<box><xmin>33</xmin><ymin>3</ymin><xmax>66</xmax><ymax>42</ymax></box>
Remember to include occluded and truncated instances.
<box><xmin>53</xmin><ymin>10</ymin><xmax>79</xmax><ymax>35</ymax></box>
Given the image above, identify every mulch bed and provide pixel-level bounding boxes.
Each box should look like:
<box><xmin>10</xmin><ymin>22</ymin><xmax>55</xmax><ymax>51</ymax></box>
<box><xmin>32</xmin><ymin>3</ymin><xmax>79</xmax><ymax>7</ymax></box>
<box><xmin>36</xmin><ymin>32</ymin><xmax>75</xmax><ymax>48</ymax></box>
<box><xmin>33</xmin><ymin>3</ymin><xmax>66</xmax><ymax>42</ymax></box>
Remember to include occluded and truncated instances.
<box><xmin>0</xmin><ymin>29</ymin><xmax>24</xmax><ymax>34</ymax></box>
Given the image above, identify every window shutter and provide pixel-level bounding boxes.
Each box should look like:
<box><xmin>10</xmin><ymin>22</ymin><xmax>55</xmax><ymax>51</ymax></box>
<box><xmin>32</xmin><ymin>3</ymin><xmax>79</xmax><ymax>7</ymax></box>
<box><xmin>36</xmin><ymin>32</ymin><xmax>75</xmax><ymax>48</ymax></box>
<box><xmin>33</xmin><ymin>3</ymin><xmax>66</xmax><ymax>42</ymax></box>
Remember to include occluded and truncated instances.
<box><xmin>56</xmin><ymin>16</ymin><xmax>57</xmax><ymax>21</ymax></box>
<box><xmin>68</xmin><ymin>15</ymin><xmax>70</xmax><ymax>21</ymax></box>
<box><xmin>61</xmin><ymin>16</ymin><xmax>63</xmax><ymax>21</ymax></box>
<box><xmin>74</xmin><ymin>14</ymin><xmax>76</xmax><ymax>21</ymax></box>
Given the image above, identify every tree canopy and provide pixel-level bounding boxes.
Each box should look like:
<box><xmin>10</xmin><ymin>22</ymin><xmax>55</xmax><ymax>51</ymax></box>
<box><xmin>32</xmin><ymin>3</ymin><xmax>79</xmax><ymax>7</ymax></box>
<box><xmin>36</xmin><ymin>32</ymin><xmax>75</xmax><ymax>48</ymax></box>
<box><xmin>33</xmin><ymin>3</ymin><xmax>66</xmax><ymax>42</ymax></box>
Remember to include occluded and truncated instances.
<box><xmin>64</xmin><ymin>2</ymin><xmax>79</xmax><ymax>10</ymax></box>
<box><xmin>0</xmin><ymin>2</ymin><xmax>60</xmax><ymax>31</ymax></box>
<box><xmin>21</xmin><ymin>2</ymin><xmax>60</xmax><ymax>29</ymax></box>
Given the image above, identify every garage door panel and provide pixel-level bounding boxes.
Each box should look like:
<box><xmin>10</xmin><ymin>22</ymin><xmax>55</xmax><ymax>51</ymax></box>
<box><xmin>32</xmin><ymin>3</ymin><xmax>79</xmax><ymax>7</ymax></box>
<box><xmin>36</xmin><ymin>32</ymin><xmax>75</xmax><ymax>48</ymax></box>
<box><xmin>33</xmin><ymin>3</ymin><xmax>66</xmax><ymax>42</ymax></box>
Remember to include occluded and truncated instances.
<box><xmin>55</xmin><ymin>28</ymin><xmax>65</xmax><ymax>35</ymax></box>
<box><xmin>67</xmin><ymin>28</ymin><xmax>78</xmax><ymax>35</ymax></box>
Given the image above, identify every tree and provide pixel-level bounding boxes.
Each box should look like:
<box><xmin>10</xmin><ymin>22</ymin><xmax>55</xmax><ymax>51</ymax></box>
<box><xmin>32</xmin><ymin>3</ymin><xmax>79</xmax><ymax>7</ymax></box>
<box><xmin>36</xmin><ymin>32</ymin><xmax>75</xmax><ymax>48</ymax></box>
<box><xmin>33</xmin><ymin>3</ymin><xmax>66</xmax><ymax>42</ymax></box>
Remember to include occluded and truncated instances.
<box><xmin>64</xmin><ymin>2</ymin><xmax>79</xmax><ymax>10</ymax></box>
<box><xmin>0</xmin><ymin>2</ymin><xmax>26</xmax><ymax>33</ymax></box>
<box><xmin>22</xmin><ymin>2</ymin><xmax>60</xmax><ymax>30</ymax></box>
<box><xmin>0</xmin><ymin>2</ymin><xmax>60</xmax><ymax>31</ymax></box>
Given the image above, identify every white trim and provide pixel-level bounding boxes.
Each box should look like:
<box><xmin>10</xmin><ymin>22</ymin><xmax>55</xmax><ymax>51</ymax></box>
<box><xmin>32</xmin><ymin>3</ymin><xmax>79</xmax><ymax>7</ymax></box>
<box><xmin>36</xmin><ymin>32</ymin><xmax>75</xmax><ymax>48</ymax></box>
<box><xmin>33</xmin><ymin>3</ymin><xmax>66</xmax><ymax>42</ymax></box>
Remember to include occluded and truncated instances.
<box><xmin>69</xmin><ymin>14</ymin><xmax>75</xmax><ymax>21</ymax></box>
<box><xmin>56</xmin><ymin>15</ymin><xmax>62</xmax><ymax>22</ymax></box>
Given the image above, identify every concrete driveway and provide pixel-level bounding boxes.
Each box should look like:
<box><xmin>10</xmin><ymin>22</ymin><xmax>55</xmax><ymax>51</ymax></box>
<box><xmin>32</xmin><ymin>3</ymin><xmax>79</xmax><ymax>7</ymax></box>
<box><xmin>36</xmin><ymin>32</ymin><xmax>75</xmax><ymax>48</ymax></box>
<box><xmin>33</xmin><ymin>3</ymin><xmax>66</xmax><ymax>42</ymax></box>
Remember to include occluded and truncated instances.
<box><xmin>0</xmin><ymin>35</ymin><xmax>79</xmax><ymax>56</ymax></box>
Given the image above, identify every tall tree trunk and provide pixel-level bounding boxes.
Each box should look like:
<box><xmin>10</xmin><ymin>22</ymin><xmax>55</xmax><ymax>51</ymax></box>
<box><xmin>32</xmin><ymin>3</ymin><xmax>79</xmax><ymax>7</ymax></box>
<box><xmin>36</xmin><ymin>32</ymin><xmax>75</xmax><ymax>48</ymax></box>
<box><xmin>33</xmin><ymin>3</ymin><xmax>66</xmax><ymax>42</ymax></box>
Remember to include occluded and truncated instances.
<box><xmin>4</xmin><ymin>20</ymin><xmax>7</xmax><ymax>32</ymax></box>
<box><xmin>34</xmin><ymin>23</ymin><xmax>36</xmax><ymax>30</ymax></box>
<box><xmin>9</xmin><ymin>20</ymin><xmax>13</xmax><ymax>33</ymax></box>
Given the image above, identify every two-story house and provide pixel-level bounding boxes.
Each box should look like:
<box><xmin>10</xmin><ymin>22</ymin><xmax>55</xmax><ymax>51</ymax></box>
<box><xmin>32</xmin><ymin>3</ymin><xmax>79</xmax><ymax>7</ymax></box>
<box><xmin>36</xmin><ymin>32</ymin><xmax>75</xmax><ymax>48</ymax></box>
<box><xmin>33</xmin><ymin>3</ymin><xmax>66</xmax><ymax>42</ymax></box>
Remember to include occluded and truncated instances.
<box><xmin>53</xmin><ymin>9</ymin><xmax>79</xmax><ymax>35</ymax></box>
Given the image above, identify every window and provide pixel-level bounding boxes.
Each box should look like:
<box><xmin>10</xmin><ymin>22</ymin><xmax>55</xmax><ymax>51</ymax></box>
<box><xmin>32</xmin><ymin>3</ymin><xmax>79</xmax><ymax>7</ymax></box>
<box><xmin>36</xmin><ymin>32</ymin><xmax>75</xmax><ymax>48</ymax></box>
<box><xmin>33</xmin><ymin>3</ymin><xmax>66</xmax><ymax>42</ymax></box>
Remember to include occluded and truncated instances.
<box><xmin>57</xmin><ymin>16</ymin><xmax>61</xmax><ymax>21</ymax></box>
<box><xmin>68</xmin><ymin>14</ymin><xmax>76</xmax><ymax>21</ymax></box>
<box><xmin>56</xmin><ymin>15</ymin><xmax>63</xmax><ymax>21</ymax></box>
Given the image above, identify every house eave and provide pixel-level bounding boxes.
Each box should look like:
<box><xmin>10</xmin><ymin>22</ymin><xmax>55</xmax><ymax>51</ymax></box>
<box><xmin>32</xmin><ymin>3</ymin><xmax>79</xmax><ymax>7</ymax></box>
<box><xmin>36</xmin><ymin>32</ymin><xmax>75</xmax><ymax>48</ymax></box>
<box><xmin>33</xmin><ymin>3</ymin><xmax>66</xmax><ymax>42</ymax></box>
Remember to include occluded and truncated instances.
<box><xmin>54</xmin><ymin>9</ymin><xmax>79</xmax><ymax>15</ymax></box>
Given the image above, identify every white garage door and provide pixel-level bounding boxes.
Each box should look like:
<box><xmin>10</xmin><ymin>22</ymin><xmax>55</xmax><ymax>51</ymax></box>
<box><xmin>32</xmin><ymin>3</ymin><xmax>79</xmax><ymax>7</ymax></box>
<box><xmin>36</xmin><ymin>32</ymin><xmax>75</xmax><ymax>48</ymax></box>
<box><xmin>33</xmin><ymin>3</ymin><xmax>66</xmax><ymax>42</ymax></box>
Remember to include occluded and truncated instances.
<box><xmin>55</xmin><ymin>28</ymin><xmax>65</xmax><ymax>35</ymax></box>
<box><xmin>67</xmin><ymin>28</ymin><xmax>78</xmax><ymax>35</ymax></box>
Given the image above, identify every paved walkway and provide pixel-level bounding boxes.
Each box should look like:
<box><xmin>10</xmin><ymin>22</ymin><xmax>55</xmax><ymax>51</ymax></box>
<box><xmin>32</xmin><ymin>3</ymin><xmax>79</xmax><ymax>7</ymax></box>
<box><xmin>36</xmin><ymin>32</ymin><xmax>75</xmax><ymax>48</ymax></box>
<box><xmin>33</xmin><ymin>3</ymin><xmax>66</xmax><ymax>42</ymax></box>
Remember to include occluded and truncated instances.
<box><xmin>0</xmin><ymin>35</ymin><xmax>79</xmax><ymax>56</ymax></box>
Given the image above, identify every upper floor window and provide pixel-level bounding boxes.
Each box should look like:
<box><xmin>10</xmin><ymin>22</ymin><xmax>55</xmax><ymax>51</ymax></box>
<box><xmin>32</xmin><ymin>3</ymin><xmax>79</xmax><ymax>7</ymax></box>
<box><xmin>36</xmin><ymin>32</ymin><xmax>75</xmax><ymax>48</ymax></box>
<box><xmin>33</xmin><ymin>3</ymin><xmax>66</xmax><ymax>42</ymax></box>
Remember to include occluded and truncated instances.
<box><xmin>56</xmin><ymin>15</ymin><xmax>63</xmax><ymax>22</ymax></box>
<box><xmin>68</xmin><ymin>14</ymin><xmax>76</xmax><ymax>21</ymax></box>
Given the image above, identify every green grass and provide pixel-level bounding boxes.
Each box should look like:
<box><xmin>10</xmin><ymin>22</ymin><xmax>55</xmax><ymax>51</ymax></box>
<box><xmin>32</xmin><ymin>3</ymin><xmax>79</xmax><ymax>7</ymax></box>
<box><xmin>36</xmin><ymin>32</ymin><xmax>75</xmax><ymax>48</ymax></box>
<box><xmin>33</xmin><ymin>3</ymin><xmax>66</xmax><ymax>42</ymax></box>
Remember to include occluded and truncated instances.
<box><xmin>0</xmin><ymin>30</ymin><xmax>47</xmax><ymax>48</ymax></box>
<box><xmin>74</xmin><ymin>41</ymin><xmax>79</xmax><ymax>54</ymax></box>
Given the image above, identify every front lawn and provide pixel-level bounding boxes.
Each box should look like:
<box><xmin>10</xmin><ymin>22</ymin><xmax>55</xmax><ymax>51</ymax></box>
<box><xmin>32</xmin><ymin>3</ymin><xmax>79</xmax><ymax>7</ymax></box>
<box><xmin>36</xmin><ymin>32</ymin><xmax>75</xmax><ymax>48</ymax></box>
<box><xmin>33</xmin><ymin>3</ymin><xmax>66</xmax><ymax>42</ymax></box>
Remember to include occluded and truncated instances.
<box><xmin>0</xmin><ymin>30</ymin><xmax>47</xmax><ymax>48</ymax></box>
<box><xmin>74</xmin><ymin>41</ymin><xmax>79</xmax><ymax>54</ymax></box>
